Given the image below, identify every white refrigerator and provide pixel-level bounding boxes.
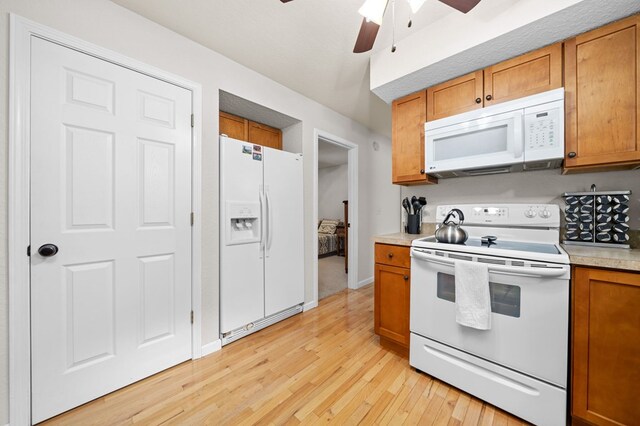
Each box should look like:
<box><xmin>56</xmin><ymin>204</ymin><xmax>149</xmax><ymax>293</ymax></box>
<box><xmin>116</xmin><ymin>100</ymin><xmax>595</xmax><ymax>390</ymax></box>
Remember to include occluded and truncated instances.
<box><xmin>220</xmin><ymin>136</ymin><xmax>304</xmax><ymax>345</ymax></box>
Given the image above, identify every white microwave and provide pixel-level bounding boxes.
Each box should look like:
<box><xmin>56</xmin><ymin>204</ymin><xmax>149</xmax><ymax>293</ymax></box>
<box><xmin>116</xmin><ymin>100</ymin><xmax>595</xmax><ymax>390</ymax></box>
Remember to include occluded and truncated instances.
<box><xmin>425</xmin><ymin>89</ymin><xmax>564</xmax><ymax>178</ymax></box>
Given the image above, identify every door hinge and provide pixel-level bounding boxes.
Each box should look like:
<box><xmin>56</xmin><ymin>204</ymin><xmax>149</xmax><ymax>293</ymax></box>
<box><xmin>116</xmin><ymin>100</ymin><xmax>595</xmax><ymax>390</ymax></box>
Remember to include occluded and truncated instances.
<box><xmin>190</xmin><ymin>310</ymin><xmax>194</xmax><ymax>324</ymax></box>
<box><xmin>27</xmin><ymin>245</ymin><xmax>31</xmax><ymax>257</ymax></box>
<box><xmin>190</xmin><ymin>212</ymin><xmax>195</xmax><ymax>226</ymax></box>
<box><xmin>190</xmin><ymin>114</ymin><xmax>194</xmax><ymax>128</ymax></box>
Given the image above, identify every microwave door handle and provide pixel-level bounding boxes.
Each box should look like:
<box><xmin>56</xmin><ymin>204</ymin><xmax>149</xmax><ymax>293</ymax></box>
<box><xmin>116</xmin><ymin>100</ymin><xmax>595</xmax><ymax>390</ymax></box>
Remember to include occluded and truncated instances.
<box><xmin>513</xmin><ymin>110</ymin><xmax>524</xmax><ymax>160</ymax></box>
<box><xmin>412</xmin><ymin>249</ymin><xmax>568</xmax><ymax>278</ymax></box>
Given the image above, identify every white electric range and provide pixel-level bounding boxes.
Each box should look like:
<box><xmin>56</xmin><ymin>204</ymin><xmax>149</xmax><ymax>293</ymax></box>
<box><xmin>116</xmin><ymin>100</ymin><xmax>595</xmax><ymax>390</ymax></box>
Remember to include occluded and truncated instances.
<box><xmin>410</xmin><ymin>204</ymin><xmax>570</xmax><ymax>426</ymax></box>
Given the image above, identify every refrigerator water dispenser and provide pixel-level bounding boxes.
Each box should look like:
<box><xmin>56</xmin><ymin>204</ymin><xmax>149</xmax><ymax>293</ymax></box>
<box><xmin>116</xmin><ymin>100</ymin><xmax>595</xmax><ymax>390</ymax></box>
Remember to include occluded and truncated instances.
<box><xmin>226</xmin><ymin>202</ymin><xmax>260</xmax><ymax>245</ymax></box>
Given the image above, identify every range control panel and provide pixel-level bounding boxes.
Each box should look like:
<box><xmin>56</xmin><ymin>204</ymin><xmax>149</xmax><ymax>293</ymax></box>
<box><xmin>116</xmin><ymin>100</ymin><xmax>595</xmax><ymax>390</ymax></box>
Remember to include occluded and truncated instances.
<box><xmin>436</xmin><ymin>204</ymin><xmax>560</xmax><ymax>227</ymax></box>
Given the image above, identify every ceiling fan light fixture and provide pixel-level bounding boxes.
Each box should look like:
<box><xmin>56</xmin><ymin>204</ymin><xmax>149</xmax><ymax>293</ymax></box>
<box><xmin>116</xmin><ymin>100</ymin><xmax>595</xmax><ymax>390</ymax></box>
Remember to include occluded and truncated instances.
<box><xmin>358</xmin><ymin>0</ymin><xmax>388</xmax><ymax>25</ymax></box>
<box><xmin>407</xmin><ymin>0</ymin><xmax>426</xmax><ymax>14</ymax></box>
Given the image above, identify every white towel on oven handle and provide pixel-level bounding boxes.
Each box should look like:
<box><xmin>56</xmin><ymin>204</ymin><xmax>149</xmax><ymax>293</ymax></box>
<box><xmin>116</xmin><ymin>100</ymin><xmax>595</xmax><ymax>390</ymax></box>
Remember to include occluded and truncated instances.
<box><xmin>454</xmin><ymin>260</ymin><xmax>491</xmax><ymax>330</ymax></box>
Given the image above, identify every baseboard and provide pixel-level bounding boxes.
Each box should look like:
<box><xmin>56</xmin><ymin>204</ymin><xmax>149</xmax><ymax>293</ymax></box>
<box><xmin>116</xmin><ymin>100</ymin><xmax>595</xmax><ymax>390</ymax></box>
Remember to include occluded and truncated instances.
<box><xmin>303</xmin><ymin>300</ymin><xmax>318</xmax><ymax>311</ymax></box>
<box><xmin>201</xmin><ymin>339</ymin><xmax>222</xmax><ymax>357</ymax></box>
<box><xmin>357</xmin><ymin>276</ymin><xmax>374</xmax><ymax>289</ymax></box>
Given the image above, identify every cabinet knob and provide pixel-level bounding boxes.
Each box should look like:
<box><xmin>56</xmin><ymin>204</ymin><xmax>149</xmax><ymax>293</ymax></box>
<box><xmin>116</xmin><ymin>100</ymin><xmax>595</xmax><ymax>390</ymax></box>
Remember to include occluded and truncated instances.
<box><xmin>420</xmin><ymin>169</ymin><xmax>425</xmax><ymax>174</ymax></box>
<box><xmin>485</xmin><ymin>94</ymin><xmax>493</xmax><ymax>101</ymax></box>
<box><xmin>568</xmin><ymin>152</ymin><xmax>577</xmax><ymax>158</ymax></box>
<box><xmin>475</xmin><ymin>98</ymin><xmax>481</xmax><ymax>104</ymax></box>
<box><xmin>403</xmin><ymin>275</ymin><xmax>409</xmax><ymax>281</ymax></box>
<box><xmin>387</xmin><ymin>253</ymin><xmax>394</xmax><ymax>258</ymax></box>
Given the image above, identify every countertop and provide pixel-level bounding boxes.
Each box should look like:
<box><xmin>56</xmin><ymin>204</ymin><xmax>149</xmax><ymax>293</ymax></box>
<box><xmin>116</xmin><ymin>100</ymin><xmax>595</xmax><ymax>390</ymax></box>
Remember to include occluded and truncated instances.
<box><xmin>373</xmin><ymin>224</ymin><xmax>437</xmax><ymax>247</ymax></box>
<box><xmin>373</xmin><ymin>227</ymin><xmax>640</xmax><ymax>272</ymax></box>
<box><xmin>561</xmin><ymin>245</ymin><xmax>640</xmax><ymax>272</ymax></box>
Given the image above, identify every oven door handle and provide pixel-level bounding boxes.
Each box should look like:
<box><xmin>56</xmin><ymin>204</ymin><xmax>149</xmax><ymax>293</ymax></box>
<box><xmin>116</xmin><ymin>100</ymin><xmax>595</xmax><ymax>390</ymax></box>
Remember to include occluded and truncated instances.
<box><xmin>411</xmin><ymin>249</ymin><xmax>568</xmax><ymax>278</ymax></box>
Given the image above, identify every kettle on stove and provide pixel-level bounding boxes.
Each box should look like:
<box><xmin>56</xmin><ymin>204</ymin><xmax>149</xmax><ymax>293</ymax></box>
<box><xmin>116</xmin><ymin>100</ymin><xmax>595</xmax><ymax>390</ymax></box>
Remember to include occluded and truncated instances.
<box><xmin>435</xmin><ymin>208</ymin><xmax>468</xmax><ymax>244</ymax></box>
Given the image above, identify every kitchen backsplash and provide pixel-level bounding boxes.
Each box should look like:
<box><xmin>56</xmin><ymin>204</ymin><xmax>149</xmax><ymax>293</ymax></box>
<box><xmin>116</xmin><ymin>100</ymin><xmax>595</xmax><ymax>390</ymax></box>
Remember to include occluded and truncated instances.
<box><xmin>401</xmin><ymin>168</ymin><xmax>640</xmax><ymax>231</ymax></box>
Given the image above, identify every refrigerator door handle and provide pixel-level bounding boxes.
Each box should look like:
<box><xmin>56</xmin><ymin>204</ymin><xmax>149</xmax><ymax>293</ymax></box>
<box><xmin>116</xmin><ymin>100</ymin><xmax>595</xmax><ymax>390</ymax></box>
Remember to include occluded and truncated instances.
<box><xmin>266</xmin><ymin>188</ymin><xmax>273</xmax><ymax>253</ymax></box>
<box><xmin>259</xmin><ymin>188</ymin><xmax>266</xmax><ymax>254</ymax></box>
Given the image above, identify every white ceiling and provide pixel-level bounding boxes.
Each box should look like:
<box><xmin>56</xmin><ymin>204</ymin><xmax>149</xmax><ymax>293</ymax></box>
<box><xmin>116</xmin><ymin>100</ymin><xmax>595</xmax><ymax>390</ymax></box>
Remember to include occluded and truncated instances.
<box><xmin>110</xmin><ymin>0</ymin><xmax>640</xmax><ymax>138</ymax></box>
<box><xmin>318</xmin><ymin>139</ymin><xmax>349</xmax><ymax>169</ymax></box>
<box><xmin>111</xmin><ymin>0</ymin><xmax>458</xmax><ymax>137</ymax></box>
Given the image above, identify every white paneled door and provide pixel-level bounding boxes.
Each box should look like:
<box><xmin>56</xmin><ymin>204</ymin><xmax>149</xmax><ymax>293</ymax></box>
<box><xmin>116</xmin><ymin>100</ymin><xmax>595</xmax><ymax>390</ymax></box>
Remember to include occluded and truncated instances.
<box><xmin>30</xmin><ymin>38</ymin><xmax>193</xmax><ymax>423</ymax></box>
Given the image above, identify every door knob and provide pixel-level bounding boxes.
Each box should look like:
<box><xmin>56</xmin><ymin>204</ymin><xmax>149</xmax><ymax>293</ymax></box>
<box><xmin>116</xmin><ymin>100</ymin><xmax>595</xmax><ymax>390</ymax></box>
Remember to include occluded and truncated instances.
<box><xmin>38</xmin><ymin>244</ymin><xmax>58</xmax><ymax>257</ymax></box>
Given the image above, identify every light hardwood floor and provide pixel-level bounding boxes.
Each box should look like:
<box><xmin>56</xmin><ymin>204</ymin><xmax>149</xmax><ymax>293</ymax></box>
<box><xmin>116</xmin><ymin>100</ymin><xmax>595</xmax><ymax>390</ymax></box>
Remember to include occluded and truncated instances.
<box><xmin>43</xmin><ymin>285</ymin><xmax>529</xmax><ymax>425</ymax></box>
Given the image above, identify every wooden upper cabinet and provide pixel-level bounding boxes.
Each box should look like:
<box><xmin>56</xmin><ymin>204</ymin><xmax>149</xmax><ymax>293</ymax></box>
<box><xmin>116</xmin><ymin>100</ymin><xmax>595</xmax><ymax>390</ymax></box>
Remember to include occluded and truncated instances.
<box><xmin>219</xmin><ymin>111</ymin><xmax>247</xmax><ymax>140</ymax></box>
<box><xmin>564</xmin><ymin>15</ymin><xmax>640</xmax><ymax>172</ymax></box>
<box><xmin>247</xmin><ymin>121</ymin><xmax>282</xmax><ymax>150</ymax></box>
<box><xmin>426</xmin><ymin>71</ymin><xmax>483</xmax><ymax>121</ymax></box>
<box><xmin>572</xmin><ymin>267</ymin><xmax>640</xmax><ymax>426</ymax></box>
<box><xmin>392</xmin><ymin>91</ymin><xmax>437</xmax><ymax>185</ymax></box>
<box><xmin>219</xmin><ymin>111</ymin><xmax>283</xmax><ymax>150</ymax></box>
<box><xmin>484</xmin><ymin>43</ymin><xmax>563</xmax><ymax>106</ymax></box>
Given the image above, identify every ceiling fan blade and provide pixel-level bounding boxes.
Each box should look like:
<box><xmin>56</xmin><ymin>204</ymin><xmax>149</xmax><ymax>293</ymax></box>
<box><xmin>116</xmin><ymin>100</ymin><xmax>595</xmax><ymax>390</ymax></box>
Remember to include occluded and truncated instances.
<box><xmin>280</xmin><ymin>0</ymin><xmax>294</xmax><ymax>2</ymax></box>
<box><xmin>438</xmin><ymin>0</ymin><xmax>481</xmax><ymax>13</ymax></box>
<box><xmin>353</xmin><ymin>18</ymin><xmax>380</xmax><ymax>53</ymax></box>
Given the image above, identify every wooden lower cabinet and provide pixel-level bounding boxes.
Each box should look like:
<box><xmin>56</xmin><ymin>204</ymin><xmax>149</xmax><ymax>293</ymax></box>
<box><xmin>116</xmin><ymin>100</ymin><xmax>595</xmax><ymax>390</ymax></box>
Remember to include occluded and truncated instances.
<box><xmin>374</xmin><ymin>243</ymin><xmax>411</xmax><ymax>356</ymax></box>
<box><xmin>572</xmin><ymin>266</ymin><xmax>640</xmax><ymax>425</ymax></box>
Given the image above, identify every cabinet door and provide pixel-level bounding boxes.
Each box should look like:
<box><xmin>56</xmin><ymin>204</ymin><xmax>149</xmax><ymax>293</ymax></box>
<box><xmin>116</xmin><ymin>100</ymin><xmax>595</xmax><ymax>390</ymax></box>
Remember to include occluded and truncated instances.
<box><xmin>374</xmin><ymin>263</ymin><xmax>410</xmax><ymax>347</ymax></box>
<box><xmin>565</xmin><ymin>16</ymin><xmax>640</xmax><ymax>170</ymax></box>
<box><xmin>426</xmin><ymin>71</ymin><xmax>483</xmax><ymax>121</ymax></box>
<box><xmin>484</xmin><ymin>43</ymin><xmax>563</xmax><ymax>106</ymax></box>
<box><xmin>392</xmin><ymin>91</ymin><xmax>437</xmax><ymax>185</ymax></box>
<box><xmin>219</xmin><ymin>111</ymin><xmax>248</xmax><ymax>140</ymax></box>
<box><xmin>572</xmin><ymin>267</ymin><xmax>640</xmax><ymax>425</ymax></box>
<box><xmin>248</xmin><ymin>121</ymin><xmax>282</xmax><ymax>150</ymax></box>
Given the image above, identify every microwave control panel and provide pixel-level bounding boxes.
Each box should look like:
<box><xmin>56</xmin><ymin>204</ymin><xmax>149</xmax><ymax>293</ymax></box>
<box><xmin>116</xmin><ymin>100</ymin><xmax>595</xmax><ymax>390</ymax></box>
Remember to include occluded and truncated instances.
<box><xmin>524</xmin><ymin>108</ymin><xmax>561</xmax><ymax>150</ymax></box>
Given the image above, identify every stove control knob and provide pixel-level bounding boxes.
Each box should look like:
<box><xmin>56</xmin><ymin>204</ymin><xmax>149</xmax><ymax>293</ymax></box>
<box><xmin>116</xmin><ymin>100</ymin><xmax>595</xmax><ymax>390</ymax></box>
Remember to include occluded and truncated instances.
<box><xmin>524</xmin><ymin>209</ymin><xmax>537</xmax><ymax>218</ymax></box>
<box><xmin>539</xmin><ymin>209</ymin><xmax>552</xmax><ymax>219</ymax></box>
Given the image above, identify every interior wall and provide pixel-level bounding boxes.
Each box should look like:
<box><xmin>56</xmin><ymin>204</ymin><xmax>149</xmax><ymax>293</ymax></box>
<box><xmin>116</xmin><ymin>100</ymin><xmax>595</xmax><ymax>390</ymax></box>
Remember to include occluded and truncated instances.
<box><xmin>402</xmin><ymin>168</ymin><xmax>640</xmax><ymax>230</ymax></box>
<box><xmin>0</xmin><ymin>0</ymin><xmax>401</xmax><ymax>421</ymax></box>
<box><xmin>318</xmin><ymin>164</ymin><xmax>348</xmax><ymax>221</ymax></box>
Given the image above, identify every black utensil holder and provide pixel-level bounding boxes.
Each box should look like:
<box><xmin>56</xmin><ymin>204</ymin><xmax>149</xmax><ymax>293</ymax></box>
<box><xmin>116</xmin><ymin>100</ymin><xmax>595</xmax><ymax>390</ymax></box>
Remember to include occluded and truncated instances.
<box><xmin>407</xmin><ymin>214</ymin><xmax>421</xmax><ymax>234</ymax></box>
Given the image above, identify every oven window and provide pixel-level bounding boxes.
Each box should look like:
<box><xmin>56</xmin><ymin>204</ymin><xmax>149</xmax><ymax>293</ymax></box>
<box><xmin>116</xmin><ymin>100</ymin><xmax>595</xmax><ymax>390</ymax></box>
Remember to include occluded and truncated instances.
<box><xmin>436</xmin><ymin>272</ymin><xmax>521</xmax><ymax>318</ymax></box>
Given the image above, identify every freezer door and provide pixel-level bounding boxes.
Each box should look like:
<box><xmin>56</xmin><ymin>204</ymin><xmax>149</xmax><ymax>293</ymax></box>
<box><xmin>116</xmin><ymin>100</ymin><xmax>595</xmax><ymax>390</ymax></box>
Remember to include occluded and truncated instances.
<box><xmin>220</xmin><ymin>136</ymin><xmax>265</xmax><ymax>333</ymax></box>
<box><xmin>264</xmin><ymin>147</ymin><xmax>304</xmax><ymax>316</ymax></box>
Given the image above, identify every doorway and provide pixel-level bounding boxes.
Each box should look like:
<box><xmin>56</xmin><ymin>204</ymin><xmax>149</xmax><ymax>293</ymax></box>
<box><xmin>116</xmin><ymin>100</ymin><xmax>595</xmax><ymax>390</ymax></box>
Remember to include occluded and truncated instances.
<box><xmin>313</xmin><ymin>130</ymin><xmax>358</xmax><ymax>304</ymax></box>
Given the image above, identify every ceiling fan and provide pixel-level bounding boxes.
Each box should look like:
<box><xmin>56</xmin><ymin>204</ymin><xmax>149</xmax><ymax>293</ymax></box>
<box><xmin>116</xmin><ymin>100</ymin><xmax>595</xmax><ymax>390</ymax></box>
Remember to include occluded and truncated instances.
<box><xmin>280</xmin><ymin>0</ymin><xmax>482</xmax><ymax>53</ymax></box>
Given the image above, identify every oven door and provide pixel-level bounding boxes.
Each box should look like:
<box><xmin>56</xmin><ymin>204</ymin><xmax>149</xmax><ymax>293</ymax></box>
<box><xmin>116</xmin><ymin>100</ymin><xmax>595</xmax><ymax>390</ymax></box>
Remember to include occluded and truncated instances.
<box><xmin>410</xmin><ymin>248</ymin><xmax>569</xmax><ymax>387</ymax></box>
